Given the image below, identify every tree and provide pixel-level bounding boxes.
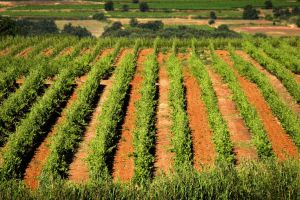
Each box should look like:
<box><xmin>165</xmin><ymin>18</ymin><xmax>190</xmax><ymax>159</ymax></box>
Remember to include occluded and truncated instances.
<box><xmin>122</xmin><ymin>4</ymin><xmax>129</xmax><ymax>12</ymax></box>
<box><xmin>62</xmin><ymin>23</ymin><xmax>92</xmax><ymax>38</ymax></box>
<box><xmin>208</xmin><ymin>19</ymin><xmax>215</xmax><ymax>25</ymax></box>
<box><xmin>16</xmin><ymin>19</ymin><xmax>59</xmax><ymax>36</ymax></box>
<box><xmin>292</xmin><ymin>6</ymin><xmax>300</xmax><ymax>15</ymax></box>
<box><xmin>0</xmin><ymin>16</ymin><xmax>17</xmax><ymax>36</ymax></box>
<box><xmin>139</xmin><ymin>2</ymin><xmax>149</xmax><ymax>12</ymax></box>
<box><xmin>297</xmin><ymin>18</ymin><xmax>300</xmax><ymax>27</ymax></box>
<box><xmin>210</xmin><ymin>11</ymin><xmax>217</xmax><ymax>20</ymax></box>
<box><xmin>132</xmin><ymin>0</ymin><xmax>139</xmax><ymax>3</ymax></box>
<box><xmin>92</xmin><ymin>13</ymin><xmax>106</xmax><ymax>21</ymax></box>
<box><xmin>243</xmin><ymin>5</ymin><xmax>259</xmax><ymax>19</ymax></box>
<box><xmin>217</xmin><ymin>24</ymin><xmax>229</xmax><ymax>31</ymax></box>
<box><xmin>265</xmin><ymin>0</ymin><xmax>273</xmax><ymax>9</ymax></box>
<box><xmin>104</xmin><ymin>1</ymin><xmax>114</xmax><ymax>11</ymax></box>
<box><xmin>129</xmin><ymin>18</ymin><xmax>139</xmax><ymax>27</ymax></box>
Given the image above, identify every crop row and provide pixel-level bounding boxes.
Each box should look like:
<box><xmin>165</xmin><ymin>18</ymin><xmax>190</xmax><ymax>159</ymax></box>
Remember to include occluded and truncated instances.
<box><xmin>210</xmin><ymin>46</ymin><xmax>273</xmax><ymax>159</ymax></box>
<box><xmin>189</xmin><ymin>45</ymin><xmax>234</xmax><ymax>164</ymax></box>
<box><xmin>88</xmin><ymin>43</ymin><xmax>139</xmax><ymax>182</ymax></box>
<box><xmin>229</xmin><ymin>48</ymin><xmax>300</xmax><ymax>150</ymax></box>
<box><xmin>41</xmin><ymin>43</ymin><xmax>121</xmax><ymax>183</ymax></box>
<box><xmin>258</xmin><ymin>40</ymin><xmax>300</xmax><ymax>74</ymax></box>
<box><xmin>243</xmin><ymin>41</ymin><xmax>300</xmax><ymax>103</ymax></box>
<box><xmin>133</xmin><ymin>43</ymin><xmax>158</xmax><ymax>183</ymax></box>
<box><xmin>0</xmin><ymin>43</ymin><xmax>104</xmax><ymax>180</ymax></box>
<box><xmin>167</xmin><ymin>43</ymin><xmax>192</xmax><ymax>169</ymax></box>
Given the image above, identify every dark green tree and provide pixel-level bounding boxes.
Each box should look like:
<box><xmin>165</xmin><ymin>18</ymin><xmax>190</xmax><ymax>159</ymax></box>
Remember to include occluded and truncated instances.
<box><xmin>62</xmin><ymin>23</ymin><xmax>92</xmax><ymax>38</ymax></box>
<box><xmin>0</xmin><ymin>16</ymin><xmax>17</xmax><ymax>36</ymax></box>
<box><xmin>243</xmin><ymin>5</ymin><xmax>259</xmax><ymax>19</ymax></box>
<box><xmin>210</xmin><ymin>11</ymin><xmax>217</xmax><ymax>19</ymax></box>
<box><xmin>265</xmin><ymin>1</ymin><xmax>273</xmax><ymax>9</ymax></box>
<box><xmin>139</xmin><ymin>2</ymin><xmax>149</xmax><ymax>12</ymax></box>
<box><xmin>104</xmin><ymin>1</ymin><xmax>114</xmax><ymax>11</ymax></box>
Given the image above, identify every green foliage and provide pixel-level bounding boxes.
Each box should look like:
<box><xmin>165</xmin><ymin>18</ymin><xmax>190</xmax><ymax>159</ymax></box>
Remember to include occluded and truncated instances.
<box><xmin>139</xmin><ymin>2</ymin><xmax>149</xmax><ymax>12</ymax></box>
<box><xmin>92</xmin><ymin>12</ymin><xmax>106</xmax><ymax>21</ymax></box>
<box><xmin>230</xmin><ymin>47</ymin><xmax>300</xmax><ymax>151</ymax></box>
<box><xmin>104</xmin><ymin>1</ymin><xmax>114</xmax><ymax>11</ymax></box>
<box><xmin>189</xmin><ymin>46</ymin><xmax>234</xmax><ymax>164</ymax></box>
<box><xmin>243</xmin><ymin>5</ymin><xmax>259</xmax><ymax>19</ymax></box>
<box><xmin>62</xmin><ymin>23</ymin><xmax>92</xmax><ymax>38</ymax></box>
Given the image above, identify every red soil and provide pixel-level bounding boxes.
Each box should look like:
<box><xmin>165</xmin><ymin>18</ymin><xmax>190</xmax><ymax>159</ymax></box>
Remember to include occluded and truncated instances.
<box><xmin>154</xmin><ymin>53</ymin><xmax>174</xmax><ymax>175</ymax></box>
<box><xmin>218</xmin><ymin>51</ymin><xmax>299</xmax><ymax>160</ymax></box>
<box><xmin>79</xmin><ymin>48</ymin><xmax>91</xmax><ymax>56</ymax></box>
<box><xmin>112</xmin><ymin>49</ymin><xmax>153</xmax><ymax>182</ymax></box>
<box><xmin>23</xmin><ymin>76</ymin><xmax>86</xmax><ymax>190</ymax></box>
<box><xmin>236</xmin><ymin>50</ymin><xmax>300</xmax><ymax>117</ymax></box>
<box><xmin>0</xmin><ymin>47</ymin><xmax>10</xmax><ymax>57</ymax></box>
<box><xmin>93</xmin><ymin>48</ymin><xmax>114</xmax><ymax>64</ymax></box>
<box><xmin>183</xmin><ymin>70</ymin><xmax>216</xmax><ymax>169</ymax></box>
<box><xmin>58</xmin><ymin>47</ymin><xmax>73</xmax><ymax>57</ymax></box>
<box><xmin>42</xmin><ymin>48</ymin><xmax>53</xmax><ymax>57</ymax></box>
<box><xmin>294</xmin><ymin>74</ymin><xmax>300</xmax><ymax>84</ymax></box>
<box><xmin>68</xmin><ymin>49</ymin><xmax>131</xmax><ymax>183</ymax></box>
<box><xmin>18</xmin><ymin>47</ymin><xmax>32</xmax><ymax>57</ymax></box>
<box><xmin>208</xmin><ymin>66</ymin><xmax>258</xmax><ymax>163</ymax></box>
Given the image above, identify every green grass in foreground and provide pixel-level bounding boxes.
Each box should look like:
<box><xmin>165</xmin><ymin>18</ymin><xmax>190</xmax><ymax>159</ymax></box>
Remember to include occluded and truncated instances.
<box><xmin>0</xmin><ymin>160</ymin><xmax>299</xmax><ymax>199</ymax></box>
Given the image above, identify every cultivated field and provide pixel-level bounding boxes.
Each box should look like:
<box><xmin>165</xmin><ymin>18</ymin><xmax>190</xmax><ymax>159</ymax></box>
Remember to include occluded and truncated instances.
<box><xmin>0</xmin><ymin>36</ymin><xmax>299</xmax><ymax>199</ymax></box>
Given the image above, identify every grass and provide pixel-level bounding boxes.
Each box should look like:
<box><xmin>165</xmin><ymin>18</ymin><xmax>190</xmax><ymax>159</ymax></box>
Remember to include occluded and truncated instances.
<box><xmin>1</xmin><ymin>160</ymin><xmax>299</xmax><ymax>199</ymax></box>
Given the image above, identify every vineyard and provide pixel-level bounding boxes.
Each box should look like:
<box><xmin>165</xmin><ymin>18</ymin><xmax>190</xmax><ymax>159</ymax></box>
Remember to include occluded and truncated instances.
<box><xmin>0</xmin><ymin>36</ymin><xmax>299</xmax><ymax>199</ymax></box>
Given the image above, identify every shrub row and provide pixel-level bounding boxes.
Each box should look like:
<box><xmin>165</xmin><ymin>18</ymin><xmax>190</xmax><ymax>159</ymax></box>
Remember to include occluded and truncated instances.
<box><xmin>133</xmin><ymin>43</ymin><xmax>158</xmax><ymax>183</ymax></box>
<box><xmin>243</xmin><ymin>41</ymin><xmax>300</xmax><ymax>103</ymax></box>
<box><xmin>40</xmin><ymin>44</ymin><xmax>120</xmax><ymax>183</ymax></box>
<box><xmin>229</xmin><ymin>48</ymin><xmax>300</xmax><ymax>150</ymax></box>
<box><xmin>88</xmin><ymin>42</ymin><xmax>139</xmax><ymax>182</ymax></box>
<box><xmin>189</xmin><ymin>46</ymin><xmax>234</xmax><ymax>164</ymax></box>
<box><xmin>210</xmin><ymin>46</ymin><xmax>273</xmax><ymax>159</ymax></box>
<box><xmin>166</xmin><ymin>46</ymin><xmax>192</xmax><ymax>169</ymax></box>
<box><xmin>0</xmin><ymin>45</ymin><xmax>101</xmax><ymax>180</ymax></box>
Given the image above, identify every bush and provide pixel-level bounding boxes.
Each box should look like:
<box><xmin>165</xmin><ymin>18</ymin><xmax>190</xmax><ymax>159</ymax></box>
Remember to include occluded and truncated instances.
<box><xmin>61</xmin><ymin>23</ymin><xmax>92</xmax><ymax>38</ymax></box>
<box><xmin>92</xmin><ymin>13</ymin><xmax>106</xmax><ymax>21</ymax></box>
<box><xmin>265</xmin><ymin>0</ymin><xmax>273</xmax><ymax>9</ymax></box>
<box><xmin>16</xmin><ymin>19</ymin><xmax>59</xmax><ymax>36</ymax></box>
<box><xmin>217</xmin><ymin>24</ymin><xmax>229</xmax><ymax>31</ymax></box>
<box><xmin>0</xmin><ymin>16</ymin><xmax>17</xmax><ymax>36</ymax></box>
<box><xmin>139</xmin><ymin>2</ymin><xmax>149</xmax><ymax>12</ymax></box>
<box><xmin>138</xmin><ymin>20</ymin><xmax>163</xmax><ymax>31</ymax></box>
<box><xmin>122</xmin><ymin>4</ymin><xmax>129</xmax><ymax>12</ymax></box>
<box><xmin>210</xmin><ymin>11</ymin><xmax>217</xmax><ymax>19</ymax></box>
<box><xmin>208</xmin><ymin>19</ymin><xmax>215</xmax><ymax>25</ymax></box>
<box><xmin>296</xmin><ymin>18</ymin><xmax>300</xmax><ymax>27</ymax></box>
<box><xmin>254</xmin><ymin>33</ymin><xmax>268</xmax><ymax>38</ymax></box>
<box><xmin>243</xmin><ymin>5</ymin><xmax>259</xmax><ymax>19</ymax></box>
<box><xmin>104</xmin><ymin>1</ymin><xmax>114</xmax><ymax>11</ymax></box>
<box><xmin>132</xmin><ymin>0</ymin><xmax>139</xmax><ymax>3</ymax></box>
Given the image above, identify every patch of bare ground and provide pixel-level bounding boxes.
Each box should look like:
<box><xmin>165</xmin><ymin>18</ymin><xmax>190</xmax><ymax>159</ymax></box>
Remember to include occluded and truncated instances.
<box><xmin>112</xmin><ymin>49</ymin><xmax>153</xmax><ymax>182</ymax></box>
<box><xmin>0</xmin><ymin>47</ymin><xmax>10</xmax><ymax>57</ymax></box>
<box><xmin>208</xmin><ymin>64</ymin><xmax>258</xmax><ymax>163</ymax></box>
<box><xmin>217</xmin><ymin>51</ymin><xmax>299</xmax><ymax>160</ymax></box>
<box><xmin>23</xmin><ymin>75</ymin><xmax>87</xmax><ymax>190</ymax></box>
<box><xmin>68</xmin><ymin>49</ymin><xmax>131</xmax><ymax>183</ymax></box>
<box><xmin>17</xmin><ymin>47</ymin><xmax>32</xmax><ymax>57</ymax></box>
<box><xmin>183</xmin><ymin>69</ymin><xmax>216</xmax><ymax>169</ymax></box>
<box><xmin>154</xmin><ymin>52</ymin><xmax>174</xmax><ymax>175</ymax></box>
<box><xmin>93</xmin><ymin>48</ymin><xmax>114</xmax><ymax>64</ymax></box>
<box><xmin>236</xmin><ymin>50</ymin><xmax>300</xmax><ymax>118</ymax></box>
<box><xmin>42</xmin><ymin>48</ymin><xmax>53</xmax><ymax>57</ymax></box>
<box><xmin>294</xmin><ymin>74</ymin><xmax>300</xmax><ymax>84</ymax></box>
<box><xmin>79</xmin><ymin>48</ymin><xmax>91</xmax><ymax>56</ymax></box>
<box><xmin>58</xmin><ymin>47</ymin><xmax>73</xmax><ymax>57</ymax></box>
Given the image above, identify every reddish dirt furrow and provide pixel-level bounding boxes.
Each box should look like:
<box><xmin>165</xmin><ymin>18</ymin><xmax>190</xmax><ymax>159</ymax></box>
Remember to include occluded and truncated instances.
<box><xmin>23</xmin><ymin>76</ymin><xmax>86</xmax><ymax>190</ymax></box>
<box><xmin>68</xmin><ymin>50</ymin><xmax>131</xmax><ymax>183</ymax></box>
<box><xmin>219</xmin><ymin>52</ymin><xmax>299</xmax><ymax>160</ymax></box>
<box><xmin>42</xmin><ymin>48</ymin><xmax>53</xmax><ymax>57</ymax></box>
<box><xmin>183</xmin><ymin>70</ymin><xmax>216</xmax><ymax>169</ymax></box>
<box><xmin>154</xmin><ymin>53</ymin><xmax>174</xmax><ymax>175</ymax></box>
<box><xmin>93</xmin><ymin>48</ymin><xmax>114</xmax><ymax>64</ymax></box>
<box><xmin>236</xmin><ymin>50</ymin><xmax>300</xmax><ymax>117</ymax></box>
<box><xmin>208</xmin><ymin>66</ymin><xmax>258</xmax><ymax>163</ymax></box>
<box><xmin>112</xmin><ymin>49</ymin><xmax>153</xmax><ymax>182</ymax></box>
<box><xmin>58</xmin><ymin>47</ymin><xmax>73</xmax><ymax>57</ymax></box>
<box><xmin>18</xmin><ymin>47</ymin><xmax>32</xmax><ymax>57</ymax></box>
<box><xmin>293</xmin><ymin>74</ymin><xmax>300</xmax><ymax>84</ymax></box>
<box><xmin>0</xmin><ymin>47</ymin><xmax>10</xmax><ymax>57</ymax></box>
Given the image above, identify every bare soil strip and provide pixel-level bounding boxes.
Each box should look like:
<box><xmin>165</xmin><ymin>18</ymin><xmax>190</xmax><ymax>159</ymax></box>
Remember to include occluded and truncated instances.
<box><xmin>208</xmin><ymin>66</ymin><xmax>258</xmax><ymax>163</ymax></box>
<box><xmin>236</xmin><ymin>51</ymin><xmax>300</xmax><ymax>117</ymax></box>
<box><xmin>42</xmin><ymin>48</ymin><xmax>53</xmax><ymax>57</ymax></box>
<box><xmin>294</xmin><ymin>74</ymin><xmax>300</xmax><ymax>84</ymax></box>
<box><xmin>58</xmin><ymin>47</ymin><xmax>73</xmax><ymax>57</ymax></box>
<box><xmin>183</xmin><ymin>70</ymin><xmax>215</xmax><ymax>169</ymax></box>
<box><xmin>112</xmin><ymin>49</ymin><xmax>153</xmax><ymax>181</ymax></box>
<box><xmin>220</xmin><ymin>52</ymin><xmax>299</xmax><ymax>160</ymax></box>
<box><xmin>0</xmin><ymin>47</ymin><xmax>10</xmax><ymax>57</ymax></box>
<box><xmin>154</xmin><ymin>53</ymin><xmax>173</xmax><ymax>175</ymax></box>
<box><xmin>68</xmin><ymin>49</ymin><xmax>131</xmax><ymax>183</ymax></box>
<box><xmin>23</xmin><ymin>76</ymin><xmax>86</xmax><ymax>190</ymax></box>
<box><xmin>17</xmin><ymin>47</ymin><xmax>32</xmax><ymax>57</ymax></box>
